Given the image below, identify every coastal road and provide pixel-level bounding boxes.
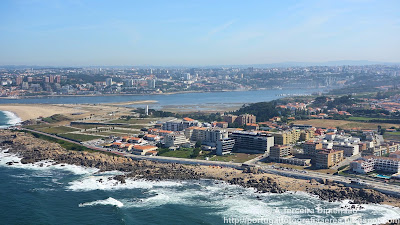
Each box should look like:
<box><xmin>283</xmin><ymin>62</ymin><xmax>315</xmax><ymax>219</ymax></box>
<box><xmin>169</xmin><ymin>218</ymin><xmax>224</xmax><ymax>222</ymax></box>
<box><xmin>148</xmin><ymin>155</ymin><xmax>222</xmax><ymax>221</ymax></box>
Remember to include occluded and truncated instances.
<box><xmin>19</xmin><ymin>128</ymin><xmax>400</xmax><ymax>196</ymax></box>
<box><xmin>259</xmin><ymin>166</ymin><xmax>400</xmax><ymax>196</ymax></box>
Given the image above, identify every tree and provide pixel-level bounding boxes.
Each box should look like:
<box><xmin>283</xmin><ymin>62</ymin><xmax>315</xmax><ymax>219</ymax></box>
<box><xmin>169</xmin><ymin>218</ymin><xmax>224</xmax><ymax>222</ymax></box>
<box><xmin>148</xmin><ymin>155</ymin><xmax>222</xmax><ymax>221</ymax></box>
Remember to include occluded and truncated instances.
<box><xmin>190</xmin><ymin>148</ymin><xmax>201</xmax><ymax>158</ymax></box>
<box><xmin>195</xmin><ymin>141</ymin><xmax>202</xmax><ymax>148</ymax></box>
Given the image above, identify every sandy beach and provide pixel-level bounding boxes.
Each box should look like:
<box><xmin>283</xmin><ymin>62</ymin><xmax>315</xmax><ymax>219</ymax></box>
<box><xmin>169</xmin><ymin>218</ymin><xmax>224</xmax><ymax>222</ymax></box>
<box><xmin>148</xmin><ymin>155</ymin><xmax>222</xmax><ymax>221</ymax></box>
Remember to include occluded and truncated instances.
<box><xmin>0</xmin><ymin>104</ymin><xmax>83</xmax><ymax>121</ymax></box>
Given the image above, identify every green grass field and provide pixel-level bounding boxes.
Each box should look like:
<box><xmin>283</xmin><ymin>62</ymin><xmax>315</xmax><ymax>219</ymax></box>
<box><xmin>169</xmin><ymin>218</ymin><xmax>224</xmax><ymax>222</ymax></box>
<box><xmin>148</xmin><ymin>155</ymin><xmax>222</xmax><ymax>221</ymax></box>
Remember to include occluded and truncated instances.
<box><xmin>58</xmin><ymin>133</ymin><xmax>103</xmax><ymax>142</ymax></box>
<box><xmin>159</xmin><ymin>149</ymin><xmax>193</xmax><ymax>158</ymax></box>
<box><xmin>36</xmin><ymin>126</ymin><xmax>78</xmax><ymax>134</ymax></box>
<box><xmin>209</xmin><ymin>153</ymin><xmax>261</xmax><ymax>163</ymax></box>
<box><xmin>70</xmin><ymin>124</ymin><xmax>101</xmax><ymax>129</ymax></box>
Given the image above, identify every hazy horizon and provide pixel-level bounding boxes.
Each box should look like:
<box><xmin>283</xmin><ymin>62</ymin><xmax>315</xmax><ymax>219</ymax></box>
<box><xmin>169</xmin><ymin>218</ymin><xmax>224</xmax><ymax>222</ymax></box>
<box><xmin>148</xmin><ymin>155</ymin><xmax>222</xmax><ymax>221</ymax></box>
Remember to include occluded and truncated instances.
<box><xmin>1</xmin><ymin>0</ymin><xmax>399</xmax><ymax>66</ymax></box>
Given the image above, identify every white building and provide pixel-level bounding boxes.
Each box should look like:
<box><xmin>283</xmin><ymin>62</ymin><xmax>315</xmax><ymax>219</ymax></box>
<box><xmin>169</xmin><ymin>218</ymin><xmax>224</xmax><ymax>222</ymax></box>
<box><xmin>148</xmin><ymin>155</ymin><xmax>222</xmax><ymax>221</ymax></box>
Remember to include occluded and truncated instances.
<box><xmin>164</xmin><ymin>133</ymin><xmax>189</xmax><ymax>147</ymax></box>
<box><xmin>147</xmin><ymin>79</ymin><xmax>156</xmax><ymax>89</ymax></box>
<box><xmin>229</xmin><ymin>131</ymin><xmax>274</xmax><ymax>154</ymax></box>
<box><xmin>106</xmin><ymin>78</ymin><xmax>113</xmax><ymax>86</ymax></box>
<box><xmin>216</xmin><ymin>138</ymin><xmax>235</xmax><ymax>156</ymax></box>
<box><xmin>162</xmin><ymin>119</ymin><xmax>198</xmax><ymax>131</ymax></box>
<box><xmin>350</xmin><ymin>156</ymin><xmax>400</xmax><ymax>174</ymax></box>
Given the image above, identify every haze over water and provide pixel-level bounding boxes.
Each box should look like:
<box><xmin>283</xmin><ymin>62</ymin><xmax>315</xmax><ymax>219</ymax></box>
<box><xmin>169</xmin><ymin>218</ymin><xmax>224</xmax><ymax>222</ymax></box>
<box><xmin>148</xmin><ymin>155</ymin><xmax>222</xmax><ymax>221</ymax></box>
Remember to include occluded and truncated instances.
<box><xmin>0</xmin><ymin>88</ymin><xmax>323</xmax><ymax>106</ymax></box>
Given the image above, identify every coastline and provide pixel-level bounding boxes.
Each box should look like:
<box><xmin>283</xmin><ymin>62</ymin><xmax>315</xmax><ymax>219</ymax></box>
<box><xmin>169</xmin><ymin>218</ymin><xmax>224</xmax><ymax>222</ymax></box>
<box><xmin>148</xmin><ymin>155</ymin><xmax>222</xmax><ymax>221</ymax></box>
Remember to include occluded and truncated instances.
<box><xmin>0</xmin><ymin>110</ymin><xmax>22</xmax><ymax>128</ymax></box>
<box><xmin>0</xmin><ymin>104</ymin><xmax>82</xmax><ymax>121</ymax></box>
<box><xmin>1</xmin><ymin>130</ymin><xmax>399</xmax><ymax>209</ymax></box>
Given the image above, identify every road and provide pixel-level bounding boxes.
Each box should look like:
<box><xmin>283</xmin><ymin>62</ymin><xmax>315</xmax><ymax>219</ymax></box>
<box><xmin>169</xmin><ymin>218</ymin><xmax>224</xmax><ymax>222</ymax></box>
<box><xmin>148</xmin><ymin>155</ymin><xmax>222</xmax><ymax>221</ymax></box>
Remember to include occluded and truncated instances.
<box><xmin>20</xmin><ymin>128</ymin><xmax>400</xmax><ymax>196</ymax></box>
<box><xmin>331</xmin><ymin>153</ymin><xmax>361</xmax><ymax>170</ymax></box>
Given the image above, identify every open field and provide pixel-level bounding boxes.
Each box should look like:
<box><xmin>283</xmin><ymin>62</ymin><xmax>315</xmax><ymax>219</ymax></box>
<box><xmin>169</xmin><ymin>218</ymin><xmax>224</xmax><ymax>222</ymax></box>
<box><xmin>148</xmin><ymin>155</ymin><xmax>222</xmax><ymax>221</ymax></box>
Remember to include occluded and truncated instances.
<box><xmin>57</xmin><ymin>133</ymin><xmax>103</xmax><ymax>142</ymax></box>
<box><xmin>209</xmin><ymin>153</ymin><xmax>261</xmax><ymax>163</ymax></box>
<box><xmin>347</xmin><ymin>116</ymin><xmax>390</xmax><ymax>122</ymax></box>
<box><xmin>36</xmin><ymin>126</ymin><xmax>79</xmax><ymax>134</ymax></box>
<box><xmin>294</xmin><ymin>119</ymin><xmax>400</xmax><ymax>130</ymax></box>
<box><xmin>159</xmin><ymin>149</ymin><xmax>193</xmax><ymax>158</ymax></box>
<box><xmin>384</xmin><ymin>133</ymin><xmax>400</xmax><ymax>142</ymax></box>
<box><xmin>109</xmin><ymin>118</ymin><xmax>156</xmax><ymax>124</ymax></box>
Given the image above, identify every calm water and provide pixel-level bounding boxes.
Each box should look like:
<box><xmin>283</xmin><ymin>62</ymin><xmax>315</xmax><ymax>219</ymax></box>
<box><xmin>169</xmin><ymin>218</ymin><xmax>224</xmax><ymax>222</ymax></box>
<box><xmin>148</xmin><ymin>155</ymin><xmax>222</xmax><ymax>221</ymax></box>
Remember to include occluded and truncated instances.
<box><xmin>0</xmin><ymin>150</ymin><xmax>400</xmax><ymax>225</ymax></box>
<box><xmin>0</xmin><ymin>88</ymin><xmax>324</xmax><ymax>106</ymax></box>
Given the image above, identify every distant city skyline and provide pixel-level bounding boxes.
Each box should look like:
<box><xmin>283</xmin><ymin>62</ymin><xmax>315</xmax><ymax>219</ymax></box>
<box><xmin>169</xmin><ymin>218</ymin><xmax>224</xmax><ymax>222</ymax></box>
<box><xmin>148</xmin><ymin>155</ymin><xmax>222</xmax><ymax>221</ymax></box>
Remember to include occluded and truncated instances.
<box><xmin>0</xmin><ymin>0</ymin><xmax>399</xmax><ymax>66</ymax></box>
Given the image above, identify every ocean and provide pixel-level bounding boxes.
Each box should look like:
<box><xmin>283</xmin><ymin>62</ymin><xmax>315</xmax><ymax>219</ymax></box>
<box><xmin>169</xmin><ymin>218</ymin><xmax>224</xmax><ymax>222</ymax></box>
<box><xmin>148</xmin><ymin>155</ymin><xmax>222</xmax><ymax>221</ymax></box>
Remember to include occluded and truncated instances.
<box><xmin>0</xmin><ymin>111</ymin><xmax>21</xmax><ymax>128</ymax></box>
<box><xmin>1</xmin><ymin>150</ymin><xmax>400</xmax><ymax>225</ymax></box>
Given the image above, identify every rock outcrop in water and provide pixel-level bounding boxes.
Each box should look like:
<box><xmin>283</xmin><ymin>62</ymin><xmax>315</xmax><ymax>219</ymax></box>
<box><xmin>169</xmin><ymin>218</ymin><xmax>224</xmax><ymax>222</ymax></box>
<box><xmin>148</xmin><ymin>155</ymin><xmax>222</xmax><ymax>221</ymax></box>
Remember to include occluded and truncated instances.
<box><xmin>312</xmin><ymin>187</ymin><xmax>386</xmax><ymax>204</ymax></box>
<box><xmin>0</xmin><ymin>130</ymin><xmax>399</xmax><ymax>208</ymax></box>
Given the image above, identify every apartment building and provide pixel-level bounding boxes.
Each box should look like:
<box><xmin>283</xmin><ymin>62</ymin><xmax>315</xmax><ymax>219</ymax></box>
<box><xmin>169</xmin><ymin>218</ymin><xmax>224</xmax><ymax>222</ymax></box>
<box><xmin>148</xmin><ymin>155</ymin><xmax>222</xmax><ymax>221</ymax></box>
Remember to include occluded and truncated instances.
<box><xmin>162</xmin><ymin>119</ymin><xmax>198</xmax><ymax>131</ymax></box>
<box><xmin>269</xmin><ymin>145</ymin><xmax>292</xmax><ymax>159</ymax></box>
<box><xmin>229</xmin><ymin>131</ymin><xmax>274</xmax><ymax>154</ymax></box>
<box><xmin>303</xmin><ymin>141</ymin><xmax>323</xmax><ymax>158</ymax></box>
<box><xmin>185</xmin><ymin>127</ymin><xmax>228</xmax><ymax>145</ymax></box>
<box><xmin>315</xmin><ymin>149</ymin><xmax>344</xmax><ymax>169</ymax></box>
<box><xmin>164</xmin><ymin>133</ymin><xmax>189</xmax><ymax>147</ymax></box>
<box><xmin>350</xmin><ymin>157</ymin><xmax>375</xmax><ymax>174</ymax></box>
<box><xmin>223</xmin><ymin>114</ymin><xmax>256</xmax><ymax>126</ymax></box>
<box><xmin>350</xmin><ymin>156</ymin><xmax>400</xmax><ymax>174</ymax></box>
<box><xmin>271</xmin><ymin>129</ymin><xmax>300</xmax><ymax>145</ymax></box>
<box><xmin>332</xmin><ymin>143</ymin><xmax>360</xmax><ymax>157</ymax></box>
<box><xmin>216</xmin><ymin>138</ymin><xmax>235</xmax><ymax>156</ymax></box>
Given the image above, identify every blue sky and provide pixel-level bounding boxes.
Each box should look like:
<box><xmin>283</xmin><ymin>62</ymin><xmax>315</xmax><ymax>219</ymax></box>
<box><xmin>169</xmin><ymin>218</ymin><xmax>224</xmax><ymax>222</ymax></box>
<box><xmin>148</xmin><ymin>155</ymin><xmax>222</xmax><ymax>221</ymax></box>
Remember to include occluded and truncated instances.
<box><xmin>0</xmin><ymin>0</ymin><xmax>399</xmax><ymax>66</ymax></box>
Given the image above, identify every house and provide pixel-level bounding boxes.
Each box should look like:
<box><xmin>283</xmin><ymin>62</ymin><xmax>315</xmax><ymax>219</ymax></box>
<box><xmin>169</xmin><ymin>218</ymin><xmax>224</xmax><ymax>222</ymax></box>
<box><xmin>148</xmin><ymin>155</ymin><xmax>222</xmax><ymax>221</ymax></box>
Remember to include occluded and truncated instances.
<box><xmin>131</xmin><ymin>145</ymin><xmax>158</xmax><ymax>155</ymax></box>
<box><xmin>112</xmin><ymin>142</ymin><xmax>125</xmax><ymax>148</ymax></box>
<box><xmin>128</xmin><ymin>137</ymin><xmax>143</xmax><ymax>144</ymax></box>
<box><xmin>144</xmin><ymin>134</ymin><xmax>160</xmax><ymax>141</ymax></box>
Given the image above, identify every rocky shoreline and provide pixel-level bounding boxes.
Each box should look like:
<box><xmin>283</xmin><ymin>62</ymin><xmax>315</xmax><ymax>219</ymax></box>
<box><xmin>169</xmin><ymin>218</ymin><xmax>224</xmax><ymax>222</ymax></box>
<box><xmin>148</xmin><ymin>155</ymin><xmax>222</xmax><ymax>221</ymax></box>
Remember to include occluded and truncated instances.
<box><xmin>1</xmin><ymin>130</ymin><xmax>400</xmax><ymax>210</ymax></box>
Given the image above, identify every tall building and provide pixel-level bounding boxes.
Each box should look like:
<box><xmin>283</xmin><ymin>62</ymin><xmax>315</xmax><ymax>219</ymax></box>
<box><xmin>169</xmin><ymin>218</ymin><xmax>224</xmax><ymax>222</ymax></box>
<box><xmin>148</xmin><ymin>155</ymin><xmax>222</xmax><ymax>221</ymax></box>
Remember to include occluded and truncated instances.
<box><xmin>147</xmin><ymin>79</ymin><xmax>156</xmax><ymax>89</ymax></box>
<box><xmin>315</xmin><ymin>149</ymin><xmax>344</xmax><ymax>168</ymax></box>
<box><xmin>184</xmin><ymin>73</ymin><xmax>191</xmax><ymax>80</ymax></box>
<box><xmin>162</xmin><ymin>119</ymin><xmax>198</xmax><ymax>131</ymax></box>
<box><xmin>164</xmin><ymin>133</ymin><xmax>189</xmax><ymax>147</ymax></box>
<box><xmin>332</xmin><ymin>143</ymin><xmax>359</xmax><ymax>157</ymax></box>
<box><xmin>16</xmin><ymin>76</ymin><xmax>23</xmax><ymax>85</ymax></box>
<box><xmin>229</xmin><ymin>131</ymin><xmax>274</xmax><ymax>154</ymax></box>
<box><xmin>106</xmin><ymin>78</ymin><xmax>113</xmax><ymax>86</ymax></box>
<box><xmin>271</xmin><ymin>129</ymin><xmax>301</xmax><ymax>145</ymax></box>
<box><xmin>350</xmin><ymin>156</ymin><xmax>400</xmax><ymax>174</ymax></box>
<box><xmin>269</xmin><ymin>145</ymin><xmax>292</xmax><ymax>159</ymax></box>
<box><xmin>216</xmin><ymin>139</ymin><xmax>235</xmax><ymax>156</ymax></box>
<box><xmin>223</xmin><ymin>114</ymin><xmax>256</xmax><ymax>126</ymax></box>
<box><xmin>55</xmin><ymin>75</ymin><xmax>61</xmax><ymax>83</ymax></box>
<box><xmin>303</xmin><ymin>141</ymin><xmax>323</xmax><ymax>158</ymax></box>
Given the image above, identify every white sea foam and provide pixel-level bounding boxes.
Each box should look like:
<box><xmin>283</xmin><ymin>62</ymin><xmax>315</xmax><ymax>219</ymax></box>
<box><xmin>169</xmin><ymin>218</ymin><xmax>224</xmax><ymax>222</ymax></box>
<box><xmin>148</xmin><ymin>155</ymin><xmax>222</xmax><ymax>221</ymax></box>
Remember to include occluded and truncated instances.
<box><xmin>115</xmin><ymin>180</ymin><xmax>400</xmax><ymax>225</ymax></box>
<box><xmin>79</xmin><ymin>197</ymin><xmax>124</xmax><ymax>208</ymax></box>
<box><xmin>67</xmin><ymin>174</ymin><xmax>183</xmax><ymax>192</ymax></box>
<box><xmin>0</xmin><ymin>110</ymin><xmax>22</xmax><ymax>128</ymax></box>
<box><xmin>0</xmin><ymin>149</ymin><xmax>99</xmax><ymax>175</ymax></box>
